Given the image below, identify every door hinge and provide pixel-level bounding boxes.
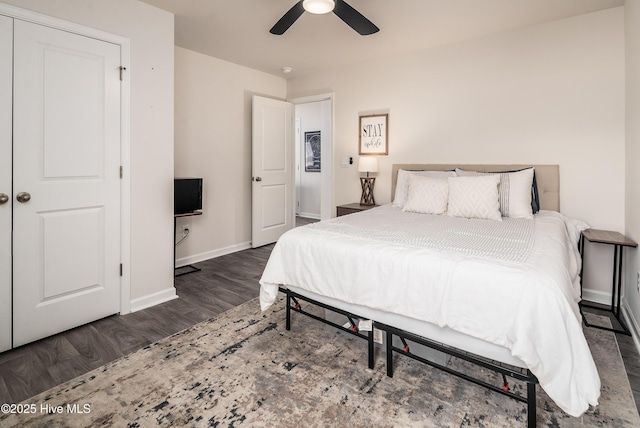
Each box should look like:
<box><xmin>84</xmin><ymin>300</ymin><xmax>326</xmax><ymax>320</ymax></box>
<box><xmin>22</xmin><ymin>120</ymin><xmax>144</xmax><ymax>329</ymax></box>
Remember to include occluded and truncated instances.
<box><xmin>120</xmin><ymin>166</ymin><xmax>123</xmax><ymax>179</ymax></box>
<box><xmin>119</xmin><ymin>66</ymin><xmax>126</xmax><ymax>81</ymax></box>
<box><xmin>120</xmin><ymin>263</ymin><xmax>123</xmax><ymax>277</ymax></box>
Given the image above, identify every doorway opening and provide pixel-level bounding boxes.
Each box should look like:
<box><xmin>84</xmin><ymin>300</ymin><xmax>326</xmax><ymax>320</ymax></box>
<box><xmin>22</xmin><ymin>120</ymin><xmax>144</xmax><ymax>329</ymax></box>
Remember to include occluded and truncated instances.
<box><xmin>293</xmin><ymin>94</ymin><xmax>333</xmax><ymax>222</ymax></box>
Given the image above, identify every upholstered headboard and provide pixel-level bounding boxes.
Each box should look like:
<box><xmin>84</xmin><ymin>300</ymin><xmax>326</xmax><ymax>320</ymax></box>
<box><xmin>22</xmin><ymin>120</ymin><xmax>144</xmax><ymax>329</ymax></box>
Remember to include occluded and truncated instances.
<box><xmin>391</xmin><ymin>164</ymin><xmax>560</xmax><ymax>212</ymax></box>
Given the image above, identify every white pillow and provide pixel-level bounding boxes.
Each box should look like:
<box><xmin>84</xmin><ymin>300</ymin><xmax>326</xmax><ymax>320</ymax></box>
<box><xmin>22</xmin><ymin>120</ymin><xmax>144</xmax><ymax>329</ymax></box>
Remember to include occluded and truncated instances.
<box><xmin>393</xmin><ymin>169</ymin><xmax>456</xmax><ymax>208</ymax></box>
<box><xmin>447</xmin><ymin>175</ymin><xmax>502</xmax><ymax>221</ymax></box>
<box><xmin>402</xmin><ymin>175</ymin><xmax>449</xmax><ymax>215</ymax></box>
<box><xmin>455</xmin><ymin>168</ymin><xmax>534</xmax><ymax>219</ymax></box>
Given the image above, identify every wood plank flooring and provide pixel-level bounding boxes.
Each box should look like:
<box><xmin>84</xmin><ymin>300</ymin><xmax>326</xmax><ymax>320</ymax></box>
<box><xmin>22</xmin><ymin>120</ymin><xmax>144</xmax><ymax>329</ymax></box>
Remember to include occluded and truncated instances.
<box><xmin>1</xmin><ymin>216</ymin><xmax>639</xmax><ymax>417</ymax></box>
<box><xmin>0</xmin><ymin>242</ymin><xmax>272</xmax><ymax>405</ymax></box>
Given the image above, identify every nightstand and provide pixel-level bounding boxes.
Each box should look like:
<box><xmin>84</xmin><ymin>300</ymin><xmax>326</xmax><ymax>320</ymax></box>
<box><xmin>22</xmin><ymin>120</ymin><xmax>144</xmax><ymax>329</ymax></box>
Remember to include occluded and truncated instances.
<box><xmin>579</xmin><ymin>228</ymin><xmax>637</xmax><ymax>335</ymax></box>
<box><xmin>336</xmin><ymin>203</ymin><xmax>378</xmax><ymax>217</ymax></box>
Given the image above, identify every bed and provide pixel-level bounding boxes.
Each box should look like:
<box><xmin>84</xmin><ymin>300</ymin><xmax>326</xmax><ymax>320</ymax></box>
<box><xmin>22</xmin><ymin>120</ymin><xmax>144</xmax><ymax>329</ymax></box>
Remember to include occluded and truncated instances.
<box><xmin>259</xmin><ymin>164</ymin><xmax>600</xmax><ymax>426</ymax></box>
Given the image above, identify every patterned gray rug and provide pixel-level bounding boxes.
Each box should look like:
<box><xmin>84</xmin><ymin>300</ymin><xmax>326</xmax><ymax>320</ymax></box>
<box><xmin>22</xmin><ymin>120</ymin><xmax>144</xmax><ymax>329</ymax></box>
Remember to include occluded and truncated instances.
<box><xmin>1</xmin><ymin>297</ymin><xmax>638</xmax><ymax>427</ymax></box>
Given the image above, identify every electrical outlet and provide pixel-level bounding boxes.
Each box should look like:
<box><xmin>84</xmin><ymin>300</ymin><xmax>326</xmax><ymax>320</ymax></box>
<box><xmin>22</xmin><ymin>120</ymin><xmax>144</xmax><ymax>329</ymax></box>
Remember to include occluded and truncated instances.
<box><xmin>182</xmin><ymin>225</ymin><xmax>190</xmax><ymax>238</ymax></box>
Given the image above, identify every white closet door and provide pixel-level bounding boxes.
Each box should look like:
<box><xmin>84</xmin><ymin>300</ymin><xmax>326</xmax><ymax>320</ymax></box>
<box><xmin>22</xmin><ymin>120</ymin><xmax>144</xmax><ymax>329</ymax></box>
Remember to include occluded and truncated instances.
<box><xmin>12</xmin><ymin>20</ymin><xmax>122</xmax><ymax>346</ymax></box>
<box><xmin>0</xmin><ymin>15</ymin><xmax>13</xmax><ymax>353</ymax></box>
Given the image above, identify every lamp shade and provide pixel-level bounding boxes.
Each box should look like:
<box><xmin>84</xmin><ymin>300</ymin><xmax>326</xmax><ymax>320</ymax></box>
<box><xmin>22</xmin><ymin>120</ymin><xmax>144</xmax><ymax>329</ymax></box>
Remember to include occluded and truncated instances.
<box><xmin>358</xmin><ymin>156</ymin><xmax>378</xmax><ymax>173</ymax></box>
<box><xmin>303</xmin><ymin>0</ymin><xmax>335</xmax><ymax>14</ymax></box>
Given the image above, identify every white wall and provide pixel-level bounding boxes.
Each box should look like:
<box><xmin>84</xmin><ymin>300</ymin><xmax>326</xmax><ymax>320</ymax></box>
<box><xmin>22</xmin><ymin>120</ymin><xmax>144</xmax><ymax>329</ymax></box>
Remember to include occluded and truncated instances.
<box><xmin>296</xmin><ymin>102</ymin><xmax>322</xmax><ymax>218</ymax></box>
<box><xmin>287</xmin><ymin>8</ymin><xmax>625</xmax><ymax>297</ymax></box>
<box><xmin>625</xmin><ymin>1</ymin><xmax>640</xmax><ymax>340</ymax></box>
<box><xmin>2</xmin><ymin>0</ymin><xmax>176</xmax><ymax>305</ymax></box>
<box><xmin>174</xmin><ymin>47</ymin><xmax>286</xmax><ymax>264</ymax></box>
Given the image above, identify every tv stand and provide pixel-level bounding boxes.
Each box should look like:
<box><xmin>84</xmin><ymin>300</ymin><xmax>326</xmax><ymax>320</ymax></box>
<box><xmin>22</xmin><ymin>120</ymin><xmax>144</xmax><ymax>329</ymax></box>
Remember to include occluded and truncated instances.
<box><xmin>174</xmin><ymin>211</ymin><xmax>203</xmax><ymax>278</ymax></box>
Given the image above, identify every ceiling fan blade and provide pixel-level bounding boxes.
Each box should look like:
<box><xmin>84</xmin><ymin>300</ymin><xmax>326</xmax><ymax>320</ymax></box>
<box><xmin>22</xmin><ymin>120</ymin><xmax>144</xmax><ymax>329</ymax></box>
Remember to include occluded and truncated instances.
<box><xmin>333</xmin><ymin>0</ymin><xmax>379</xmax><ymax>35</ymax></box>
<box><xmin>270</xmin><ymin>1</ymin><xmax>305</xmax><ymax>35</ymax></box>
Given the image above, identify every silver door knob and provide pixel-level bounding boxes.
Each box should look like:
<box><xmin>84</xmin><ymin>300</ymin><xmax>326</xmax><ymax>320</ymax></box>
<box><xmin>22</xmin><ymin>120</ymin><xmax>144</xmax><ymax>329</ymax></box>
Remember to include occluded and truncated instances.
<box><xmin>255</xmin><ymin>177</ymin><xmax>262</xmax><ymax>182</ymax></box>
<box><xmin>16</xmin><ymin>192</ymin><xmax>31</xmax><ymax>203</ymax></box>
<box><xmin>0</xmin><ymin>193</ymin><xmax>8</xmax><ymax>204</ymax></box>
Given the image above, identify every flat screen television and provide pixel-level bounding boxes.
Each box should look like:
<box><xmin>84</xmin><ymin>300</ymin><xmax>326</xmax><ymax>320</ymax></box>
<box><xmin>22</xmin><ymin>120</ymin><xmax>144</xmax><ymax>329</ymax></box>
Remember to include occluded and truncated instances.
<box><xmin>174</xmin><ymin>178</ymin><xmax>203</xmax><ymax>215</ymax></box>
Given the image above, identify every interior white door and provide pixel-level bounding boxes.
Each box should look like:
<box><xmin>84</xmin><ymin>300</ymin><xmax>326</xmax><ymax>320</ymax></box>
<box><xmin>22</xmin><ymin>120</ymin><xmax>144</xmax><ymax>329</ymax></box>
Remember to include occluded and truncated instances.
<box><xmin>0</xmin><ymin>15</ymin><xmax>13</xmax><ymax>353</ymax></box>
<box><xmin>251</xmin><ymin>96</ymin><xmax>294</xmax><ymax>248</ymax></box>
<box><xmin>12</xmin><ymin>20</ymin><xmax>121</xmax><ymax>347</ymax></box>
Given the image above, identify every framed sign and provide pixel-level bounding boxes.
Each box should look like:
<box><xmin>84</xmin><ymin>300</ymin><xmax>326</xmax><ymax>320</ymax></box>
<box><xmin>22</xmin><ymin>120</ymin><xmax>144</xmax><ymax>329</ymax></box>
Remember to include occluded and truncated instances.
<box><xmin>304</xmin><ymin>131</ymin><xmax>321</xmax><ymax>172</ymax></box>
<box><xmin>359</xmin><ymin>113</ymin><xmax>388</xmax><ymax>155</ymax></box>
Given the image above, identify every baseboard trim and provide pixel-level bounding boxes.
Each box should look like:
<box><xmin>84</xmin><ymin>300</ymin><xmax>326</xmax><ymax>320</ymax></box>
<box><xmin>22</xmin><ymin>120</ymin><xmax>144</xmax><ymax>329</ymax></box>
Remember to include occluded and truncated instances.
<box><xmin>298</xmin><ymin>212</ymin><xmax>321</xmax><ymax>220</ymax></box>
<box><xmin>581</xmin><ymin>288</ymin><xmax>611</xmax><ymax>306</ymax></box>
<box><xmin>622</xmin><ymin>300</ymin><xmax>640</xmax><ymax>358</ymax></box>
<box><xmin>176</xmin><ymin>241</ymin><xmax>252</xmax><ymax>268</ymax></box>
<box><xmin>130</xmin><ymin>287</ymin><xmax>178</xmax><ymax>313</ymax></box>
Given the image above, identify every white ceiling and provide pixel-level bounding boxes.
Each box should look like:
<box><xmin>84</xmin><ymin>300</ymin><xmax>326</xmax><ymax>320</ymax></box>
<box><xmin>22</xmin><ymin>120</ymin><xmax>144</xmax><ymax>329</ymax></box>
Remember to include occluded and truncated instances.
<box><xmin>139</xmin><ymin>0</ymin><xmax>624</xmax><ymax>79</ymax></box>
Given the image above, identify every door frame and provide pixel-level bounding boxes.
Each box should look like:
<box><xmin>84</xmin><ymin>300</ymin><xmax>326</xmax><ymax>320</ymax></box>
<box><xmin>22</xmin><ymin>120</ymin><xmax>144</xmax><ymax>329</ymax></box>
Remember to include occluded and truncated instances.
<box><xmin>294</xmin><ymin>117</ymin><xmax>301</xmax><ymax>217</ymax></box>
<box><xmin>0</xmin><ymin>3</ymin><xmax>132</xmax><ymax>314</ymax></box>
<box><xmin>0</xmin><ymin>14</ymin><xmax>12</xmax><ymax>352</ymax></box>
<box><xmin>289</xmin><ymin>93</ymin><xmax>334</xmax><ymax>221</ymax></box>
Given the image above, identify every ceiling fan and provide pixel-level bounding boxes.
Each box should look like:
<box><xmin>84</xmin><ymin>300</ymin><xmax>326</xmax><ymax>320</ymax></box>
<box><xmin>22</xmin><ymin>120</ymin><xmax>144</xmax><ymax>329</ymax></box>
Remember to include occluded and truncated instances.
<box><xmin>270</xmin><ymin>0</ymin><xmax>379</xmax><ymax>36</ymax></box>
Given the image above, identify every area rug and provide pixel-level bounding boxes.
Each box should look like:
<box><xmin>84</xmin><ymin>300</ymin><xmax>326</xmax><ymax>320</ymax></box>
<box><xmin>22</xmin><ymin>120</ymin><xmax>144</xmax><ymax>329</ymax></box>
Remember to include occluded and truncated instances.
<box><xmin>1</xmin><ymin>297</ymin><xmax>638</xmax><ymax>427</ymax></box>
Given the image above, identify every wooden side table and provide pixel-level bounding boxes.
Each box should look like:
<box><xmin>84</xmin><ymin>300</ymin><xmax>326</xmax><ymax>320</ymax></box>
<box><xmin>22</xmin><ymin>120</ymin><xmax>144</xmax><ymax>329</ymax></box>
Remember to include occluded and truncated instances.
<box><xmin>336</xmin><ymin>202</ymin><xmax>378</xmax><ymax>217</ymax></box>
<box><xmin>579</xmin><ymin>228</ymin><xmax>637</xmax><ymax>335</ymax></box>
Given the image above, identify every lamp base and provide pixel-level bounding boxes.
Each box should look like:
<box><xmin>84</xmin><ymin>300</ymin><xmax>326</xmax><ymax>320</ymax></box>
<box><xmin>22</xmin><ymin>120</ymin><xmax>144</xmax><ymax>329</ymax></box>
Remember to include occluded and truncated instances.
<box><xmin>360</xmin><ymin>177</ymin><xmax>376</xmax><ymax>206</ymax></box>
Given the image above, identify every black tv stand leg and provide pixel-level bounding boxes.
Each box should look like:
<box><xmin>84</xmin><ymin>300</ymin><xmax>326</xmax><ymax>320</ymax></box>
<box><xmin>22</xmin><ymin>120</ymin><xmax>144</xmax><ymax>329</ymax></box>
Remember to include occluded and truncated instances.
<box><xmin>174</xmin><ymin>265</ymin><xmax>201</xmax><ymax>277</ymax></box>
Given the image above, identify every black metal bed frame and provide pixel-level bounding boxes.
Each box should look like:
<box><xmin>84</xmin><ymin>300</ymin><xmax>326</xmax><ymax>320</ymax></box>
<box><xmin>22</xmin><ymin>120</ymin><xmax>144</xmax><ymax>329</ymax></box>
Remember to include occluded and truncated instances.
<box><xmin>281</xmin><ymin>287</ymin><xmax>538</xmax><ymax>427</ymax></box>
<box><xmin>282</xmin><ymin>287</ymin><xmax>375</xmax><ymax>370</ymax></box>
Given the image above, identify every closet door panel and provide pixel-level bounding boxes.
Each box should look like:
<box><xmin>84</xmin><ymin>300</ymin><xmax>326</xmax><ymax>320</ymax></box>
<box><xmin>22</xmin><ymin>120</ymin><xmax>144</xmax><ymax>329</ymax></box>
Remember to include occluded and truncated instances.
<box><xmin>0</xmin><ymin>15</ymin><xmax>12</xmax><ymax>353</ymax></box>
<box><xmin>12</xmin><ymin>20</ymin><xmax>121</xmax><ymax>347</ymax></box>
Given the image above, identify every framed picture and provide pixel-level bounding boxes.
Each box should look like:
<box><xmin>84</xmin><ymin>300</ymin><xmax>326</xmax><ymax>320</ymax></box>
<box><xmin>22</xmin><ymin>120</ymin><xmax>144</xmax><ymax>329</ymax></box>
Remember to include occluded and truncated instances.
<box><xmin>305</xmin><ymin>131</ymin><xmax>321</xmax><ymax>172</ymax></box>
<box><xmin>359</xmin><ymin>113</ymin><xmax>388</xmax><ymax>155</ymax></box>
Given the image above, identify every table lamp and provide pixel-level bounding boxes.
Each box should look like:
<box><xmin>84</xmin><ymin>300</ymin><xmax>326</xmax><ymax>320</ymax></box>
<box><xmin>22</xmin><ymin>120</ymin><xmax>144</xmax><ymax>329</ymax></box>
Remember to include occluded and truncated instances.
<box><xmin>358</xmin><ymin>156</ymin><xmax>378</xmax><ymax>206</ymax></box>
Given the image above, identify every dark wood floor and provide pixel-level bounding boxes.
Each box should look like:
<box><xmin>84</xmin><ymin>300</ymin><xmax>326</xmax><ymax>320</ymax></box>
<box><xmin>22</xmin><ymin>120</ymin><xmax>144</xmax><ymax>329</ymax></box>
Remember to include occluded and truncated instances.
<box><xmin>1</xmin><ymin>216</ymin><xmax>639</xmax><ymax>417</ymax></box>
<box><xmin>0</xmin><ymin>242</ymin><xmax>272</xmax><ymax>405</ymax></box>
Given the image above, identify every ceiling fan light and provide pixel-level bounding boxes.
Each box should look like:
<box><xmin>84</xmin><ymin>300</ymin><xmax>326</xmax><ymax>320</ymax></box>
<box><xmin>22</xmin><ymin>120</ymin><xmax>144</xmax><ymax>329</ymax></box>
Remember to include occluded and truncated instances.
<box><xmin>303</xmin><ymin>0</ymin><xmax>335</xmax><ymax>15</ymax></box>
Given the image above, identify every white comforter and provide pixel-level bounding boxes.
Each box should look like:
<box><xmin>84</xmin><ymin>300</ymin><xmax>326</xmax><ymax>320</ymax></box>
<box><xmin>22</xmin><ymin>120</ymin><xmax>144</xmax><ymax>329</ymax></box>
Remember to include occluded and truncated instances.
<box><xmin>259</xmin><ymin>205</ymin><xmax>600</xmax><ymax>417</ymax></box>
